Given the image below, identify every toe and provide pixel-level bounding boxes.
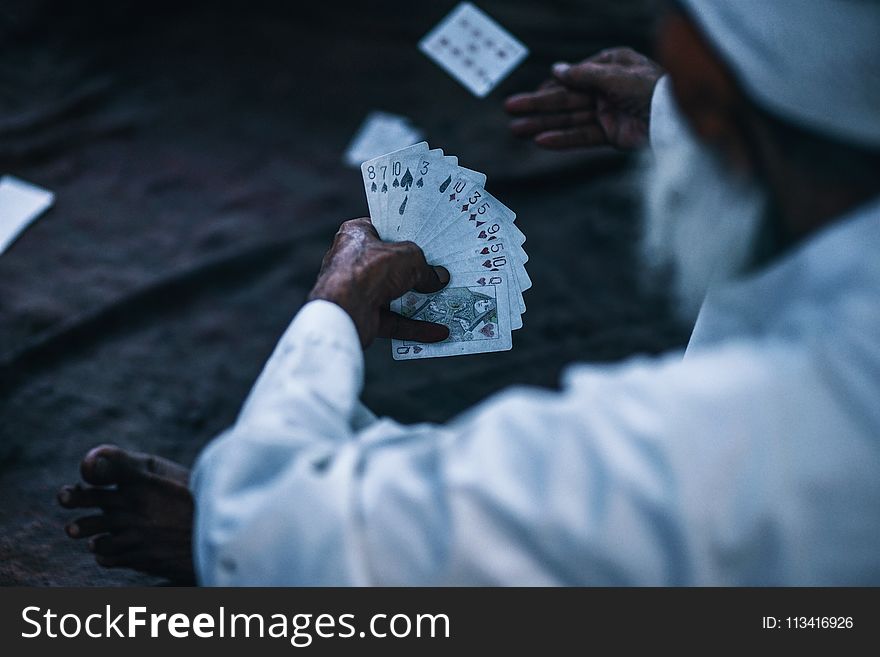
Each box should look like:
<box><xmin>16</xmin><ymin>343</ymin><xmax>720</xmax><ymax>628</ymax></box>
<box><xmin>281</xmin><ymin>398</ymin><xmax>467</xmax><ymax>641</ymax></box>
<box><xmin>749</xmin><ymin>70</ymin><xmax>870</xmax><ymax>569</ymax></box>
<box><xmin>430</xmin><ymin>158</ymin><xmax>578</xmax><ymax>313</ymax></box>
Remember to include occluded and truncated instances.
<box><xmin>66</xmin><ymin>513</ymin><xmax>109</xmax><ymax>539</ymax></box>
<box><xmin>90</xmin><ymin>530</ymin><xmax>142</xmax><ymax>556</ymax></box>
<box><xmin>58</xmin><ymin>484</ymin><xmax>124</xmax><ymax>510</ymax></box>
<box><xmin>80</xmin><ymin>444</ymin><xmax>190</xmax><ymax>486</ymax></box>
<box><xmin>80</xmin><ymin>445</ymin><xmax>154</xmax><ymax>486</ymax></box>
<box><xmin>80</xmin><ymin>444</ymin><xmax>126</xmax><ymax>485</ymax></box>
<box><xmin>95</xmin><ymin>549</ymin><xmax>155</xmax><ymax>572</ymax></box>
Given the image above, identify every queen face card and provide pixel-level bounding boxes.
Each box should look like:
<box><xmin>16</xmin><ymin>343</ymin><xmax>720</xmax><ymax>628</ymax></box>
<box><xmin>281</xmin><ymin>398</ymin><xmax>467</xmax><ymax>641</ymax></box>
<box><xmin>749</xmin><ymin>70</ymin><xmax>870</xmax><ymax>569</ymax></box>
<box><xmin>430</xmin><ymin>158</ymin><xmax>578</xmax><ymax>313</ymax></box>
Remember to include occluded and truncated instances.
<box><xmin>391</xmin><ymin>271</ymin><xmax>513</xmax><ymax>360</ymax></box>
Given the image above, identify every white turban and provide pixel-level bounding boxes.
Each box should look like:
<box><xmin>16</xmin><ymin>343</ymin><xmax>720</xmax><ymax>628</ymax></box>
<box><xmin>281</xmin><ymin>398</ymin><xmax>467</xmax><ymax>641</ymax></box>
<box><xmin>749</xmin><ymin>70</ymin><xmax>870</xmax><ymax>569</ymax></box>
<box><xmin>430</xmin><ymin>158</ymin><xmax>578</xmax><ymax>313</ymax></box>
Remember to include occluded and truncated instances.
<box><xmin>677</xmin><ymin>0</ymin><xmax>880</xmax><ymax>148</ymax></box>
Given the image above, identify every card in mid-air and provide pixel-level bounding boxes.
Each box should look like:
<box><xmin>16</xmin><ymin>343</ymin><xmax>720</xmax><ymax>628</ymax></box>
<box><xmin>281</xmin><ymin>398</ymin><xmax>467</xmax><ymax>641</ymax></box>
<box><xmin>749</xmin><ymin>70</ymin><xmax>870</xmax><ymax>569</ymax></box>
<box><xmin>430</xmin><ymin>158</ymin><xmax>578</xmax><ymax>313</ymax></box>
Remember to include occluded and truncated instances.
<box><xmin>419</xmin><ymin>2</ymin><xmax>528</xmax><ymax>98</ymax></box>
<box><xmin>344</xmin><ymin>112</ymin><xmax>424</xmax><ymax>168</ymax></box>
<box><xmin>0</xmin><ymin>176</ymin><xmax>54</xmax><ymax>254</ymax></box>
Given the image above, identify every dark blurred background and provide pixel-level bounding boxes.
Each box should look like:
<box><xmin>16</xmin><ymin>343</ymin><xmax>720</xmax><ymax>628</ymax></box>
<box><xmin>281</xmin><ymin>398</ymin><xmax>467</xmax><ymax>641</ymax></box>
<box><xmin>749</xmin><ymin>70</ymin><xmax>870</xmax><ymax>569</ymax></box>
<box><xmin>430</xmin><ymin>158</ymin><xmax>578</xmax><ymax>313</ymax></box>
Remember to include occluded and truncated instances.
<box><xmin>0</xmin><ymin>0</ymin><xmax>686</xmax><ymax>585</ymax></box>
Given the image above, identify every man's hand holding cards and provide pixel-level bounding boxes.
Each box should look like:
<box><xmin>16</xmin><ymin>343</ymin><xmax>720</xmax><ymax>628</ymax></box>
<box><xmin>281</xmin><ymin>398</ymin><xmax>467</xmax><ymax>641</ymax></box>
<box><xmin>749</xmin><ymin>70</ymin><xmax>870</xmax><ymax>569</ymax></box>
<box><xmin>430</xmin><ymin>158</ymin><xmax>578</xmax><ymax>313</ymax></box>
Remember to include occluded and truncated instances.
<box><xmin>360</xmin><ymin>142</ymin><xmax>529</xmax><ymax>359</ymax></box>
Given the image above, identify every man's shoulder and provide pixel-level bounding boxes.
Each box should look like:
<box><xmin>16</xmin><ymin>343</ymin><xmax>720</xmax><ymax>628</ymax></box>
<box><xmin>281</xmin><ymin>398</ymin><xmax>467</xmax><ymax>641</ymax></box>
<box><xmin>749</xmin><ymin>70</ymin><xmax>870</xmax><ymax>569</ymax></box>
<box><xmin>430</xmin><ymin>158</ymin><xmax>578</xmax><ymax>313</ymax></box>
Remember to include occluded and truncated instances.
<box><xmin>567</xmin><ymin>338</ymin><xmax>805</xmax><ymax>395</ymax></box>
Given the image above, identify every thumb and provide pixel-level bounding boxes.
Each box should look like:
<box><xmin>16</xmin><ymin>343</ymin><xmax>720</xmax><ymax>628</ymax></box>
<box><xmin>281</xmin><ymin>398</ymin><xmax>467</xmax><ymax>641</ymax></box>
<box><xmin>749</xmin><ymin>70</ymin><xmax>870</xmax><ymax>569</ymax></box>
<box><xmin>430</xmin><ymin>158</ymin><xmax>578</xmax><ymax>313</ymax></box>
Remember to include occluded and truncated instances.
<box><xmin>387</xmin><ymin>241</ymin><xmax>450</xmax><ymax>296</ymax></box>
<box><xmin>413</xmin><ymin>265</ymin><xmax>450</xmax><ymax>294</ymax></box>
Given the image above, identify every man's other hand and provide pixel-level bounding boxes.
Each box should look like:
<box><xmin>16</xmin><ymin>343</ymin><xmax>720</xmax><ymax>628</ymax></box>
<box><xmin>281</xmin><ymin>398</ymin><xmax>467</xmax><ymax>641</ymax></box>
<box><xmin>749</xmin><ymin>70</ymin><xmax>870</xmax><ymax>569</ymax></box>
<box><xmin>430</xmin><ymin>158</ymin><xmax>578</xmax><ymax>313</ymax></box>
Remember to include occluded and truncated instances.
<box><xmin>308</xmin><ymin>218</ymin><xmax>450</xmax><ymax>348</ymax></box>
<box><xmin>504</xmin><ymin>47</ymin><xmax>664</xmax><ymax>151</ymax></box>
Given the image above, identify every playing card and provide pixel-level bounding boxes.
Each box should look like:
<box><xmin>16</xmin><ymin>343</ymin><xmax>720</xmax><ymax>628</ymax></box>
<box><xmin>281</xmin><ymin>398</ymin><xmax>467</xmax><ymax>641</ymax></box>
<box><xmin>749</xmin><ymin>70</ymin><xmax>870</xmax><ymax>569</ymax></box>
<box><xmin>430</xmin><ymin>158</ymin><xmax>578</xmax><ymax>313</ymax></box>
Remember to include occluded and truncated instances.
<box><xmin>444</xmin><ymin>256</ymin><xmax>524</xmax><ymax>330</ymax></box>
<box><xmin>438</xmin><ymin>215</ymin><xmax>529</xmax><ymax>323</ymax></box>
<box><xmin>381</xmin><ymin>145</ymin><xmax>435</xmax><ymax>238</ymax></box>
<box><xmin>374</xmin><ymin>142</ymin><xmax>429</xmax><ymax>237</ymax></box>
<box><xmin>0</xmin><ymin>175</ymin><xmax>54</xmax><ymax>254</ymax></box>
<box><xmin>391</xmin><ymin>270</ymin><xmax>512</xmax><ymax>359</ymax></box>
<box><xmin>396</xmin><ymin>153</ymin><xmax>459</xmax><ymax>241</ymax></box>
<box><xmin>420</xmin><ymin>184</ymin><xmax>521</xmax><ymax>255</ymax></box>
<box><xmin>419</xmin><ymin>2</ymin><xmax>529</xmax><ymax>98</ymax></box>
<box><xmin>412</xmin><ymin>169</ymin><xmax>487</xmax><ymax>245</ymax></box>
<box><xmin>344</xmin><ymin>111</ymin><xmax>423</xmax><ymax>168</ymax></box>
<box><xmin>386</xmin><ymin>148</ymin><xmax>445</xmax><ymax>239</ymax></box>
<box><xmin>444</xmin><ymin>237</ymin><xmax>530</xmax><ymax>302</ymax></box>
<box><xmin>421</xmin><ymin>183</ymin><xmax>529</xmax><ymax>328</ymax></box>
<box><xmin>361</xmin><ymin>142</ymin><xmax>428</xmax><ymax>238</ymax></box>
<box><xmin>443</xmin><ymin>236</ymin><xmax>530</xmax><ymax>303</ymax></box>
<box><xmin>360</xmin><ymin>143</ymin><xmax>529</xmax><ymax>357</ymax></box>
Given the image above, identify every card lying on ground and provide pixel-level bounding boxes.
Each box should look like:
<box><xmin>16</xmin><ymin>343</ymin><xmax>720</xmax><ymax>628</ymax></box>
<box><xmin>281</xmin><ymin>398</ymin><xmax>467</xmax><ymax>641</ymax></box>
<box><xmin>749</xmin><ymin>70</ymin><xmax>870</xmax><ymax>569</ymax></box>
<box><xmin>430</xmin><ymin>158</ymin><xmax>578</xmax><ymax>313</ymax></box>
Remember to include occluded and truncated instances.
<box><xmin>0</xmin><ymin>175</ymin><xmax>54</xmax><ymax>254</ymax></box>
<box><xmin>361</xmin><ymin>142</ymin><xmax>529</xmax><ymax>359</ymax></box>
<box><xmin>419</xmin><ymin>2</ymin><xmax>528</xmax><ymax>98</ymax></box>
<box><xmin>344</xmin><ymin>112</ymin><xmax>424</xmax><ymax>168</ymax></box>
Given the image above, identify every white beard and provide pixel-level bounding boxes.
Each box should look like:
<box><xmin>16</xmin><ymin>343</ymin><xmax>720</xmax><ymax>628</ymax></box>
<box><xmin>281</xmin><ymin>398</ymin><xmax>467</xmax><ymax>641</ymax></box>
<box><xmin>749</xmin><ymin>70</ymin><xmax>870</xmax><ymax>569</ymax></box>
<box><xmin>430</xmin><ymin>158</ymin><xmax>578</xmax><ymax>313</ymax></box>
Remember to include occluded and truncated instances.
<box><xmin>641</xmin><ymin>124</ymin><xmax>768</xmax><ymax>322</ymax></box>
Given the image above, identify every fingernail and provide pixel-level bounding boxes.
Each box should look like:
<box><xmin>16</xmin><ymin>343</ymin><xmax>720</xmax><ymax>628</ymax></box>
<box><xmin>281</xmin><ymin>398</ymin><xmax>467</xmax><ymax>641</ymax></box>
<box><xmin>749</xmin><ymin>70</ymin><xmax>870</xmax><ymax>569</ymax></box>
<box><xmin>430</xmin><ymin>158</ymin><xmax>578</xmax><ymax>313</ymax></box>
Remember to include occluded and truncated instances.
<box><xmin>427</xmin><ymin>324</ymin><xmax>450</xmax><ymax>343</ymax></box>
<box><xmin>66</xmin><ymin>523</ymin><xmax>79</xmax><ymax>538</ymax></box>
<box><xmin>88</xmin><ymin>539</ymin><xmax>96</xmax><ymax>553</ymax></box>
<box><xmin>434</xmin><ymin>266</ymin><xmax>450</xmax><ymax>285</ymax></box>
<box><xmin>535</xmin><ymin>130</ymin><xmax>561</xmax><ymax>143</ymax></box>
<box><xmin>552</xmin><ymin>62</ymin><xmax>570</xmax><ymax>76</ymax></box>
<box><xmin>59</xmin><ymin>489</ymin><xmax>71</xmax><ymax>505</ymax></box>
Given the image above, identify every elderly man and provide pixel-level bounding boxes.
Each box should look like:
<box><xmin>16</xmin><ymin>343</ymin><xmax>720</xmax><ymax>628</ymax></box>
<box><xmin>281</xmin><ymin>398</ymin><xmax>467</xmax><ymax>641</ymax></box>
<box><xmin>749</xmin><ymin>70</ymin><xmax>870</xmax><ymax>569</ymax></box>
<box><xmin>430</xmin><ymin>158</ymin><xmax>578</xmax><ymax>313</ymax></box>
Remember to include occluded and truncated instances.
<box><xmin>59</xmin><ymin>1</ymin><xmax>880</xmax><ymax>585</ymax></box>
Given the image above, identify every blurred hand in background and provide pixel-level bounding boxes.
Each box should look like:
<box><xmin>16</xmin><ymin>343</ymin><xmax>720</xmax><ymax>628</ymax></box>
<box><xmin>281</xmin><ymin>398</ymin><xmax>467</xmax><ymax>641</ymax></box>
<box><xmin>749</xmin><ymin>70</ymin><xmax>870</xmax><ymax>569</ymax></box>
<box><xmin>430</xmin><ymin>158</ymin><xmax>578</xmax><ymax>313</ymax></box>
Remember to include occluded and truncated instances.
<box><xmin>505</xmin><ymin>47</ymin><xmax>664</xmax><ymax>151</ymax></box>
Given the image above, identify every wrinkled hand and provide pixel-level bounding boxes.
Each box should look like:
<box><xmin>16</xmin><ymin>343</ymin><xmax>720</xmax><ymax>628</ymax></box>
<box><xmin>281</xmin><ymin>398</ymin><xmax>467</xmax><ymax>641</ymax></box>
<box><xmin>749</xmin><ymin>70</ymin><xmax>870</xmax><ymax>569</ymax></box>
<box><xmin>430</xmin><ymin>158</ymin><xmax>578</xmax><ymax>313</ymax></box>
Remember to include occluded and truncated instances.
<box><xmin>308</xmin><ymin>218</ymin><xmax>450</xmax><ymax>348</ymax></box>
<box><xmin>505</xmin><ymin>47</ymin><xmax>664</xmax><ymax>150</ymax></box>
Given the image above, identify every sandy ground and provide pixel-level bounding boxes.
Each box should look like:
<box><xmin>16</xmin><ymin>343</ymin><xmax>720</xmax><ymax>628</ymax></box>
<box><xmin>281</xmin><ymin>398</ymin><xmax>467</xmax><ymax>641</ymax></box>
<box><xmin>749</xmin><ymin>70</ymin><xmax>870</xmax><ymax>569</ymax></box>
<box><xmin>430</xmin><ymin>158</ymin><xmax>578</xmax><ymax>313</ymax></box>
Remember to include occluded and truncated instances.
<box><xmin>0</xmin><ymin>0</ymin><xmax>687</xmax><ymax>585</ymax></box>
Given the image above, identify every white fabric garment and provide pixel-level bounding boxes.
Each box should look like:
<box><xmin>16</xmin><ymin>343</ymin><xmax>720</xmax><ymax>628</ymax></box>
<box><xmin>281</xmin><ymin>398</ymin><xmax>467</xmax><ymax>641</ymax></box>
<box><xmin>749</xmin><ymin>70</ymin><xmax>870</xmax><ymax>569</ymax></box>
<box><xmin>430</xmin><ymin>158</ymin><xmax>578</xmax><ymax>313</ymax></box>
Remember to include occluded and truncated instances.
<box><xmin>643</xmin><ymin>76</ymin><xmax>767</xmax><ymax>319</ymax></box>
<box><xmin>676</xmin><ymin>0</ymin><xmax>880</xmax><ymax>147</ymax></box>
<box><xmin>190</xmin><ymin>99</ymin><xmax>880</xmax><ymax>586</ymax></box>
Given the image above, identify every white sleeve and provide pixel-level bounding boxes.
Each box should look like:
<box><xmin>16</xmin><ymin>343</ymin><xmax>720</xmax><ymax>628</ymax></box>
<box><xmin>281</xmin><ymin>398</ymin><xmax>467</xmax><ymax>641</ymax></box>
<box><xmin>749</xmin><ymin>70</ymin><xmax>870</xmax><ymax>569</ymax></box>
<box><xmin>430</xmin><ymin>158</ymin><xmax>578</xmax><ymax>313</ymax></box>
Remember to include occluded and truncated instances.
<box><xmin>190</xmin><ymin>300</ymin><xmax>374</xmax><ymax>585</ymax></box>
<box><xmin>190</xmin><ymin>298</ymin><xmax>697</xmax><ymax>586</ymax></box>
<box><xmin>191</xmin><ymin>292</ymin><xmax>878</xmax><ymax>586</ymax></box>
<box><xmin>649</xmin><ymin>75</ymin><xmax>692</xmax><ymax>152</ymax></box>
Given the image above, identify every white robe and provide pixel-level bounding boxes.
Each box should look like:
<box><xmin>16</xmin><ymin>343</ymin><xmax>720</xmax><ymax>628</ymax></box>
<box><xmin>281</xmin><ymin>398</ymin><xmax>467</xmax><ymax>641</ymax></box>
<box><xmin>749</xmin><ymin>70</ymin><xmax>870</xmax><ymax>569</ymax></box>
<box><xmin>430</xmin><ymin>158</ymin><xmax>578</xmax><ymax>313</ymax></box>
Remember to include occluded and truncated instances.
<box><xmin>190</xmin><ymin>88</ymin><xmax>880</xmax><ymax>586</ymax></box>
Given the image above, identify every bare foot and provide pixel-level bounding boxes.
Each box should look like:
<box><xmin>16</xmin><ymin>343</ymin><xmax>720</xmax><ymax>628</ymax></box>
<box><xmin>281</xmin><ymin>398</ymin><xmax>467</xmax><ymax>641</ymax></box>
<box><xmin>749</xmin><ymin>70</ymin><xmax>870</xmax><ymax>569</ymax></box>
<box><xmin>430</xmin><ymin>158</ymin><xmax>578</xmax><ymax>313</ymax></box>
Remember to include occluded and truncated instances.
<box><xmin>58</xmin><ymin>444</ymin><xmax>195</xmax><ymax>584</ymax></box>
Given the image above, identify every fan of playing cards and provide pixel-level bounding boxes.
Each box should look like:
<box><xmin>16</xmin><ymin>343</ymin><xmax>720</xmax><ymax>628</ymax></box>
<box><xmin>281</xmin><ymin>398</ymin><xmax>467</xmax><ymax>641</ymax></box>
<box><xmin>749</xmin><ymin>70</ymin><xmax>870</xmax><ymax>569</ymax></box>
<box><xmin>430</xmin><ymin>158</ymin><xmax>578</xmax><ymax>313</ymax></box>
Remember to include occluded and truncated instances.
<box><xmin>361</xmin><ymin>142</ymin><xmax>529</xmax><ymax>360</ymax></box>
